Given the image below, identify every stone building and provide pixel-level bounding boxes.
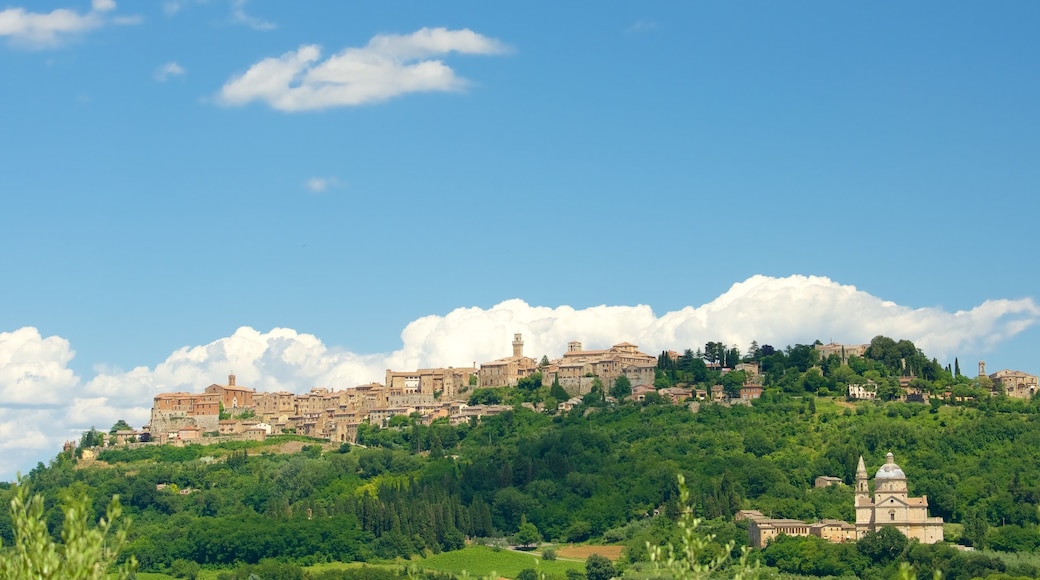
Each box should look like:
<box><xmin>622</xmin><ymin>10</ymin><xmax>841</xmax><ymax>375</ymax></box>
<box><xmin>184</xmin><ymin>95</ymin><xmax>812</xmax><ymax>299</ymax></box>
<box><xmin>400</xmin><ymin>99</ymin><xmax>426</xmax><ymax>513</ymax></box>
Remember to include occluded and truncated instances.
<box><xmin>540</xmin><ymin>340</ymin><xmax>657</xmax><ymax>395</ymax></box>
<box><xmin>203</xmin><ymin>374</ymin><xmax>256</xmax><ymax>410</ymax></box>
<box><xmin>385</xmin><ymin>366</ymin><xmax>477</xmax><ymax>401</ymax></box>
<box><xmin>815</xmin><ymin>342</ymin><xmax>869</xmax><ymax>364</ymax></box>
<box><xmin>149</xmin><ymin>391</ymin><xmax>220</xmax><ymax>440</ymax></box>
<box><xmin>477</xmin><ymin>333</ymin><xmax>538</xmax><ymax>388</ymax></box>
<box><xmin>745</xmin><ymin>453</ymin><xmax>942</xmax><ymax>548</ymax></box>
<box><xmin>855</xmin><ymin>453</ymin><xmax>944</xmax><ymax>543</ymax></box>
<box><xmin>988</xmin><ymin>369</ymin><xmax>1039</xmax><ymax>399</ymax></box>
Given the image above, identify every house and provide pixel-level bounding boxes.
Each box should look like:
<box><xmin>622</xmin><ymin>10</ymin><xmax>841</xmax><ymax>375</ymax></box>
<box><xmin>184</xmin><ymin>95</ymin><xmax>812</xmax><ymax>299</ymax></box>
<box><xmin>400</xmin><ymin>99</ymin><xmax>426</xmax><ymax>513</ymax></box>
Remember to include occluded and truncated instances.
<box><xmin>631</xmin><ymin>384</ymin><xmax>656</xmax><ymax>402</ymax></box>
<box><xmin>988</xmin><ymin>369</ymin><xmax>1039</xmax><ymax>399</ymax></box>
<box><xmin>815</xmin><ymin>476</ymin><xmax>845</xmax><ymax>488</ymax></box>
<box><xmin>659</xmin><ymin>386</ymin><xmax>692</xmax><ymax>404</ymax></box>
<box><xmin>740</xmin><ymin>385</ymin><xmax>763</xmax><ymax>401</ymax></box>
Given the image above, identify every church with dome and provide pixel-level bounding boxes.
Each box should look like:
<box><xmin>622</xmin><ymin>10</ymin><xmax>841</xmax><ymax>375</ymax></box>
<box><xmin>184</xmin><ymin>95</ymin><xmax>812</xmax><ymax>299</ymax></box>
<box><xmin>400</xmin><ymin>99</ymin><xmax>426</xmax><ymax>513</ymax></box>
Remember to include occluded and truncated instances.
<box><xmin>855</xmin><ymin>452</ymin><xmax>944</xmax><ymax>543</ymax></box>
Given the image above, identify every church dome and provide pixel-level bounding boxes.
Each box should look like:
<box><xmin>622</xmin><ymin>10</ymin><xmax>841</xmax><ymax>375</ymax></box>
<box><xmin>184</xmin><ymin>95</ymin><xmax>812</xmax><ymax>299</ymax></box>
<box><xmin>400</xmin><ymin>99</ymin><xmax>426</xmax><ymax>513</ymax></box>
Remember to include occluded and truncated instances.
<box><xmin>875</xmin><ymin>452</ymin><xmax>906</xmax><ymax>479</ymax></box>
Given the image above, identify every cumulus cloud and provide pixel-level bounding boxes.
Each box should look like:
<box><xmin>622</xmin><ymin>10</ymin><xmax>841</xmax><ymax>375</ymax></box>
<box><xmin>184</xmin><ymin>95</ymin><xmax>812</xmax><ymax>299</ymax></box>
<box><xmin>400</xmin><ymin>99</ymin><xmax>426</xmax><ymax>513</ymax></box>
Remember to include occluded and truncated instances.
<box><xmin>2</xmin><ymin>274</ymin><xmax>1038</xmax><ymax>481</ymax></box>
<box><xmin>216</xmin><ymin>27</ymin><xmax>509</xmax><ymax>111</ymax></box>
<box><xmin>154</xmin><ymin>61</ymin><xmax>186</xmax><ymax>82</ymax></box>
<box><xmin>0</xmin><ymin>327</ymin><xmax>79</xmax><ymax>407</ymax></box>
<box><xmin>0</xmin><ymin>1</ymin><xmax>138</xmax><ymax>48</ymax></box>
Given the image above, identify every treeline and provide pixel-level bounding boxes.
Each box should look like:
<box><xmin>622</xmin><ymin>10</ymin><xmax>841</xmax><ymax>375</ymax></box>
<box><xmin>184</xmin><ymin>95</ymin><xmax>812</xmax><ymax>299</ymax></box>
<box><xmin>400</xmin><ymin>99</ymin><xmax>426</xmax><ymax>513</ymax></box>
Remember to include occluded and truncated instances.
<box><xmin>655</xmin><ymin>335</ymin><xmax>1001</xmax><ymax>400</ymax></box>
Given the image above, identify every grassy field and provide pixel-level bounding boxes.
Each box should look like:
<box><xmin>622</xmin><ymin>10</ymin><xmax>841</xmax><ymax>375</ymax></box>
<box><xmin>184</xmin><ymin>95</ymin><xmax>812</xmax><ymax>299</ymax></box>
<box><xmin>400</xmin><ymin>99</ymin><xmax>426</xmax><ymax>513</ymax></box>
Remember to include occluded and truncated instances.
<box><xmin>122</xmin><ymin>546</ymin><xmax>589</xmax><ymax>579</ymax></box>
<box><xmin>415</xmin><ymin>545</ymin><xmax>585</xmax><ymax>578</ymax></box>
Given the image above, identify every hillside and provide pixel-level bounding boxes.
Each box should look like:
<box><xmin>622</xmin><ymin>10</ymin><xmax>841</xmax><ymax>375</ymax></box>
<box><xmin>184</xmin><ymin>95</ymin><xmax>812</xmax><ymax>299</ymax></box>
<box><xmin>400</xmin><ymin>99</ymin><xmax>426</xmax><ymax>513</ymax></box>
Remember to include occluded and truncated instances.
<box><xmin>6</xmin><ymin>384</ymin><xmax>1040</xmax><ymax>579</ymax></box>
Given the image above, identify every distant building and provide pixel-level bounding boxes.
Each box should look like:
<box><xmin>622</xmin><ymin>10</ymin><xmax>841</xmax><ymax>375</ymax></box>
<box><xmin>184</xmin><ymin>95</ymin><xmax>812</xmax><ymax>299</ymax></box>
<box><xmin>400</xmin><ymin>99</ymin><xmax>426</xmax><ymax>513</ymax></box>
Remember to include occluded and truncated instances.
<box><xmin>847</xmin><ymin>382</ymin><xmax>877</xmax><ymax>400</ymax></box>
<box><xmin>540</xmin><ymin>340</ymin><xmax>657</xmax><ymax>396</ymax></box>
<box><xmin>815</xmin><ymin>342</ymin><xmax>868</xmax><ymax>364</ymax></box>
<box><xmin>478</xmin><ymin>333</ymin><xmax>539</xmax><ymax>388</ymax></box>
<box><xmin>385</xmin><ymin>366</ymin><xmax>477</xmax><ymax>401</ymax></box>
<box><xmin>855</xmin><ymin>453</ymin><xmax>944</xmax><ymax>543</ymax></box>
<box><xmin>746</xmin><ymin>453</ymin><xmax>942</xmax><ymax>548</ymax></box>
<box><xmin>815</xmin><ymin>476</ymin><xmax>845</xmax><ymax>488</ymax></box>
<box><xmin>988</xmin><ymin>369</ymin><xmax>1039</xmax><ymax>399</ymax></box>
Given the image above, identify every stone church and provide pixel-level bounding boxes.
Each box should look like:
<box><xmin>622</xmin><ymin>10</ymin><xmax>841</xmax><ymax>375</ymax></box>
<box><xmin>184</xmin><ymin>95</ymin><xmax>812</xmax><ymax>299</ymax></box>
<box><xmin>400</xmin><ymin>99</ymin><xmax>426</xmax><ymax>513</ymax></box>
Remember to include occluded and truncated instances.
<box><xmin>855</xmin><ymin>452</ymin><xmax>944</xmax><ymax>543</ymax></box>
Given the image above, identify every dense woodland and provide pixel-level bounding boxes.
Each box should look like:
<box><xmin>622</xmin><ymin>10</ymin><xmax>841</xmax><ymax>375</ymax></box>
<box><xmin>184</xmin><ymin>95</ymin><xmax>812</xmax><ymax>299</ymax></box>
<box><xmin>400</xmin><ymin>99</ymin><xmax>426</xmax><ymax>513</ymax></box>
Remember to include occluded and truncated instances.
<box><xmin>3</xmin><ymin>336</ymin><xmax>1040</xmax><ymax>579</ymax></box>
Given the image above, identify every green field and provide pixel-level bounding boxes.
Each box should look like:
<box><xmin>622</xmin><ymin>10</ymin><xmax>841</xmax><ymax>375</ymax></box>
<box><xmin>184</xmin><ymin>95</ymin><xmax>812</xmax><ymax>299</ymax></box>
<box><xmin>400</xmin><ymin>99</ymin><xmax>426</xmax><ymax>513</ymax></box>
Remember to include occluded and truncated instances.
<box><xmin>120</xmin><ymin>549</ymin><xmax>583</xmax><ymax>580</ymax></box>
<box><xmin>417</xmin><ymin>545</ymin><xmax>584</xmax><ymax>578</ymax></box>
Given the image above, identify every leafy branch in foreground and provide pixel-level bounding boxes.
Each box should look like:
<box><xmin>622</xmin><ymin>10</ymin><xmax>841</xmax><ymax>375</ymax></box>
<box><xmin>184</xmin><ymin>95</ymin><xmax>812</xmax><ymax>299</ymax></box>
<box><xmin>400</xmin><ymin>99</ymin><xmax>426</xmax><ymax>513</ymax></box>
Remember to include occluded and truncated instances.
<box><xmin>0</xmin><ymin>479</ymin><xmax>137</xmax><ymax>580</ymax></box>
<box><xmin>647</xmin><ymin>474</ymin><xmax>763</xmax><ymax>580</ymax></box>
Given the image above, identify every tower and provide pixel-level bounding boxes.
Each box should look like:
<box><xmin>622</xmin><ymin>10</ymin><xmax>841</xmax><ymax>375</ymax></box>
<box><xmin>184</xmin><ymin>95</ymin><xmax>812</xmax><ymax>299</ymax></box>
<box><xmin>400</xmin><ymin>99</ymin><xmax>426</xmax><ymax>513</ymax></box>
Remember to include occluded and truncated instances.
<box><xmin>854</xmin><ymin>455</ymin><xmax>873</xmax><ymax>527</ymax></box>
<box><xmin>512</xmin><ymin>333</ymin><xmax>524</xmax><ymax>358</ymax></box>
<box><xmin>228</xmin><ymin>373</ymin><xmax>236</xmax><ymax>387</ymax></box>
<box><xmin>855</xmin><ymin>456</ymin><xmax>869</xmax><ymax>496</ymax></box>
<box><xmin>979</xmin><ymin>361</ymin><xmax>986</xmax><ymax>378</ymax></box>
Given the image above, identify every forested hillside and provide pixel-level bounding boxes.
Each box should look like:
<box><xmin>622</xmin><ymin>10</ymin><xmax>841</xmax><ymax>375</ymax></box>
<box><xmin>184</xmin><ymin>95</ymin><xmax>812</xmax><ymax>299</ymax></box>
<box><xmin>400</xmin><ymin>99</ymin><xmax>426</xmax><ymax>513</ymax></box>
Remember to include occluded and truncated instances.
<box><xmin>4</xmin><ymin>337</ymin><xmax>1040</xmax><ymax>579</ymax></box>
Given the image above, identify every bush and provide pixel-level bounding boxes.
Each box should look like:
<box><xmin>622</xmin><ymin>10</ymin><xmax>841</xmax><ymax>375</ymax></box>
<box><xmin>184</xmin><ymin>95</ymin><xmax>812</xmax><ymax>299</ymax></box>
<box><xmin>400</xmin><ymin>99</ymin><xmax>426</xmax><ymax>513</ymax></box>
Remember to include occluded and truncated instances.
<box><xmin>169</xmin><ymin>558</ymin><xmax>201</xmax><ymax>579</ymax></box>
<box><xmin>542</xmin><ymin>546</ymin><xmax>557</xmax><ymax>561</ymax></box>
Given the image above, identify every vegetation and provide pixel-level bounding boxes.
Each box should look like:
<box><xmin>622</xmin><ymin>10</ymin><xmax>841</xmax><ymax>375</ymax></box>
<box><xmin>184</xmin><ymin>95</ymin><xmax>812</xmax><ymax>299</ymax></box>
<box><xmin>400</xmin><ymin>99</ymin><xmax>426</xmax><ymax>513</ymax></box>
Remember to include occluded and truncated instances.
<box><xmin>7</xmin><ymin>335</ymin><xmax>1040</xmax><ymax>579</ymax></box>
<box><xmin>0</xmin><ymin>480</ymin><xmax>137</xmax><ymax>579</ymax></box>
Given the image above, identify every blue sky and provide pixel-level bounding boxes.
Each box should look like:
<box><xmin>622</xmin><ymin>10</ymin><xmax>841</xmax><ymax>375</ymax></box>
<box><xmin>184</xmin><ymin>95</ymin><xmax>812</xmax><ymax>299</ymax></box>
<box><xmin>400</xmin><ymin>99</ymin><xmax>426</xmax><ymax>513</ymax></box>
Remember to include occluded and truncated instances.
<box><xmin>1</xmin><ymin>0</ymin><xmax>1038</xmax><ymax>479</ymax></box>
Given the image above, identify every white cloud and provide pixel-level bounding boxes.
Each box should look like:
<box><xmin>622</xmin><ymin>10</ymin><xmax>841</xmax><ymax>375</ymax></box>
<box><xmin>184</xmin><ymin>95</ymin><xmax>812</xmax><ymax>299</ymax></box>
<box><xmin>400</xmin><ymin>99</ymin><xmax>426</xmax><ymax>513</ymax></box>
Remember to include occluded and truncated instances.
<box><xmin>230</xmin><ymin>0</ymin><xmax>273</xmax><ymax>31</ymax></box>
<box><xmin>2</xmin><ymin>274</ymin><xmax>1038</xmax><ymax>481</ymax></box>
<box><xmin>0</xmin><ymin>327</ymin><xmax>79</xmax><ymax>407</ymax></box>
<box><xmin>304</xmin><ymin>177</ymin><xmax>342</xmax><ymax>193</ymax></box>
<box><xmin>154</xmin><ymin>61</ymin><xmax>186</xmax><ymax>82</ymax></box>
<box><xmin>0</xmin><ymin>1</ymin><xmax>138</xmax><ymax>48</ymax></box>
<box><xmin>217</xmin><ymin>27</ymin><xmax>510</xmax><ymax>111</ymax></box>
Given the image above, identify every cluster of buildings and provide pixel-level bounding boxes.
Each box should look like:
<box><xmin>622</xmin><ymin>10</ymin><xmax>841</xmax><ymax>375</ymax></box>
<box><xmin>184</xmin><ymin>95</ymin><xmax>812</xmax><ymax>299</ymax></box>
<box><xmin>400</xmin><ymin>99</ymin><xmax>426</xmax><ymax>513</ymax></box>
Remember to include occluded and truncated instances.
<box><xmin>742</xmin><ymin>453</ymin><xmax>944</xmax><ymax>548</ymax></box>
<box><xmin>815</xmin><ymin>342</ymin><xmax>1038</xmax><ymax>401</ymax></box>
<box><xmin>139</xmin><ymin>337</ymin><xmax>1038</xmax><ymax>447</ymax></box>
<box><xmin>143</xmin><ymin>334</ymin><xmax>694</xmax><ymax>445</ymax></box>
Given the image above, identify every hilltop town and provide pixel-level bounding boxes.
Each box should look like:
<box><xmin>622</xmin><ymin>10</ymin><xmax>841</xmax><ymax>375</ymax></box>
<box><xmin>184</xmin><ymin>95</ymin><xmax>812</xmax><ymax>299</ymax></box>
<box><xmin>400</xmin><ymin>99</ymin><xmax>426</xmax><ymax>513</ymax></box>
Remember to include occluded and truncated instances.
<box><xmin>102</xmin><ymin>334</ymin><xmax>1038</xmax><ymax>451</ymax></box>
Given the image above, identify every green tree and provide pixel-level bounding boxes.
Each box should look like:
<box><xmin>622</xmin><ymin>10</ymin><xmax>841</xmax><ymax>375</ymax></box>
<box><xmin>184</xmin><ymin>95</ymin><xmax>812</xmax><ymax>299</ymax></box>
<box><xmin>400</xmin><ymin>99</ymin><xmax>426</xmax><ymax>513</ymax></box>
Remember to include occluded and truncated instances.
<box><xmin>550</xmin><ymin>379</ymin><xmax>570</xmax><ymax>402</ymax></box>
<box><xmin>108</xmin><ymin>420</ymin><xmax>132</xmax><ymax>435</ymax></box>
<box><xmin>610</xmin><ymin>375</ymin><xmax>632</xmax><ymax>400</ymax></box>
<box><xmin>0</xmin><ymin>481</ymin><xmax>137</xmax><ymax>579</ymax></box>
<box><xmin>585</xmin><ymin>553</ymin><xmax>616</xmax><ymax>580</ymax></box>
<box><xmin>857</xmin><ymin>526</ymin><xmax>908</xmax><ymax>564</ymax></box>
<box><xmin>516</xmin><ymin>517</ymin><xmax>541</xmax><ymax>549</ymax></box>
<box><xmin>962</xmin><ymin>509</ymin><xmax>988</xmax><ymax>549</ymax></box>
<box><xmin>76</xmin><ymin>428</ymin><xmax>104</xmax><ymax>457</ymax></box>
<box><xmin>646</xmin><ymin>474</ymin><xmax>761</xmax><ymax>579</ymax></box>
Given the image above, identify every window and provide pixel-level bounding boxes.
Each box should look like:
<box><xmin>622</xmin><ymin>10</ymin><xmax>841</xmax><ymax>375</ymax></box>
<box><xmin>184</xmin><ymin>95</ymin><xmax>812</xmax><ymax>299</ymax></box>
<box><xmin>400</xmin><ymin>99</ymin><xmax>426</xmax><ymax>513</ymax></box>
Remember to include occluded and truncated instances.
<box><xmin>889</xmin><ymin>511</ymin><xmax>896</xmax><ymax>521</ymax></box>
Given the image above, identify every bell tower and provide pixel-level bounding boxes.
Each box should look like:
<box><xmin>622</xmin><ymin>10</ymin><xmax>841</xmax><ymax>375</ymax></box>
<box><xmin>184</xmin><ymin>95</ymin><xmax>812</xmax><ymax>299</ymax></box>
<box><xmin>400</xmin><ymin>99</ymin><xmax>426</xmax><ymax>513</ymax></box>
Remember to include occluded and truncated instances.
<box><xmin>855</xmin><ymin>455</ymin><xmax>873</xmax><ymax>529</ymax></box>
<box><xmin>512</xmin><ymin>333</ymin><xmax>524</xmax><ymax>358</ymax></box>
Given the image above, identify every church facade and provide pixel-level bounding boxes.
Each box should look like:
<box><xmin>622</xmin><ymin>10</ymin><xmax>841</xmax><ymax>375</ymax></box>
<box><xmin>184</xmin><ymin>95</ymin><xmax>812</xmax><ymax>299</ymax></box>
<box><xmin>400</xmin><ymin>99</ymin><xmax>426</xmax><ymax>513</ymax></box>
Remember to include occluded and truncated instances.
<box><xmin>745</xmin><ymin>452</ymin><xmax>944</xmax><ymax>548</ymax></box>
<box><xmin>855</xmin><ymin>453</ymin><xmax>944</xmax><ymax>543</ymax></box>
